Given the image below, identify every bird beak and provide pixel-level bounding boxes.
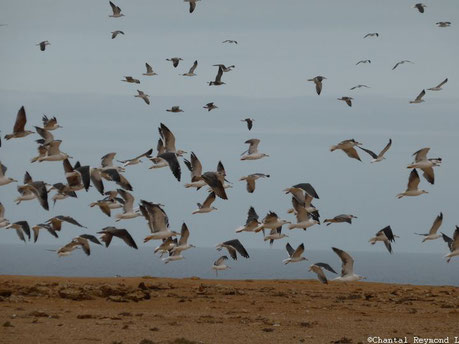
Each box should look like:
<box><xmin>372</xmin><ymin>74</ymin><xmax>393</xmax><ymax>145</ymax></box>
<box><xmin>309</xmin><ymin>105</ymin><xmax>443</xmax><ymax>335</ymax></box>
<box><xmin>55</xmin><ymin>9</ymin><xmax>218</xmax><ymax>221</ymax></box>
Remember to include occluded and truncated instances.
<box><xmin>283</xmin><ymin>188</ymin><xmax>290</xmax><ymax>194</ymax></box>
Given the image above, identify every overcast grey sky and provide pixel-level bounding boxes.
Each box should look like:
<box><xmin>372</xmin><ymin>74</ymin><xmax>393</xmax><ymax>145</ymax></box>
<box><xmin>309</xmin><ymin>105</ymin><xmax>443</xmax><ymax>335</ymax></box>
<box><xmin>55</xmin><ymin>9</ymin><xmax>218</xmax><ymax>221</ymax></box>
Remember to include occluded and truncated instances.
<box><xmin>1</xmin><ymin>0</ymin><xmax>459</xmax><ymax>259</ymax></box>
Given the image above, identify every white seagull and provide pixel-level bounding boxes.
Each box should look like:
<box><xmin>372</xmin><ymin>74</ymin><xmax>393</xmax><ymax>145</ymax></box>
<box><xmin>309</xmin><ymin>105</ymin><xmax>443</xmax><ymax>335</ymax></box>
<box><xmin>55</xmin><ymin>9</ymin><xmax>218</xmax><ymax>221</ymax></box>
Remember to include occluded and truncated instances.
<box><xmin>241</xmin><ymin>139</ymin><xmax>269</xmax><ymax>160</ymax></box>
<box><xmin>181</xmin><ymin>60</ymin><xmax>198</xmax><ymax>76</ymax></box>
<box><xmin>239</xmin><ymin>173</ymin><xmax>269</xmax><ymax>193</ymax></box>
<box><xmin>332</xmin><ymin>247</ymin><xmax>365</xmax><ymax>282</ymax></box>
<box><xmin>235</xmin><ymin>207</ymin><xmax>260</xmax><ymax>233</ymax></box>
<box><xmin>415</xmin><ymin>213</ymin><xmax>443</xmax><ymax>242</ymax></box>
<box><xmin>369</xmin><ymin>226</ymin><xmax>397</xmax><ymax>254</ymax></box>
<box><xmin>135</xmin><ymin>90</ymin><xmax>150</xmax><ymax>105</ymax></box>
<box><xmin>409</xmin><ymin>90</ymin><xmax>426</xmax><ymax>104</ymax></box>
<box><xmin>109</xmin><ymin>1</ymin><xmax>124</xmax><ymax>17</ymax></box>
<box><xmin>283</xmin><ymin>243</ymin><xmax>307</xmax><ymax>264</ymax></box>
<box><xmin>397</xmin><ymin>169</ymin><xmax>428</xmax><ymax>198</ymax></box>
<box><xmin>427</xmin><ymin>78</ymin><xmax>448</xmax><ymax>91</ymax></box>
<box><xmin>357</xmin><ymin>139</ymin><xmax>392</xmax><ymax>163</ymax></box>
<box><xmin>192</xmin><ymin>192</ymin><xmax>218</xmax><ymax>214</ymax></box>
<box><xmin>212</xmin><ymin>256</ymin><xmax>230</xmax><ymax>276</ymax></box>
<box><xmin>442</xmin><ymin>227</ymin><xmax>459</xmax><ymax>263</ymax></box>
<box><xmin>143</xmin><ymin>63</ymin><xmax>157</xmax><ymax>76</ymax></box>
<box><xmin>141</xmin><ymin>201</ymin><xmax>179</xmax><ymax>241</ymax></box>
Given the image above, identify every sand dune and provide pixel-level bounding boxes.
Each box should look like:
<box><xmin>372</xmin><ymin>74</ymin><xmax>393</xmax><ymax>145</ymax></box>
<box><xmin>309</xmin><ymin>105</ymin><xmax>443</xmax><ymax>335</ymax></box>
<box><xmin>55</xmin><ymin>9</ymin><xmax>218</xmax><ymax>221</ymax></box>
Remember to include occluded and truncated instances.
<box><xmin>0</xmin><ymin>275</ymin><xmax>457</xmax><ymax>344</ymax></box>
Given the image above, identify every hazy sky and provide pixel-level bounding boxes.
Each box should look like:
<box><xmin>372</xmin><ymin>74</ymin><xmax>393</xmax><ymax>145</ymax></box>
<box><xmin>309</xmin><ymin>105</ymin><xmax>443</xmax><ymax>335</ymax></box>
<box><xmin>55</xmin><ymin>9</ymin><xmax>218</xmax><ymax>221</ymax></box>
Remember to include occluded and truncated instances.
<box><xmin>1</xmin><ymin>0</ymin><xmax>459</xmax><ymax>261</ymax></box>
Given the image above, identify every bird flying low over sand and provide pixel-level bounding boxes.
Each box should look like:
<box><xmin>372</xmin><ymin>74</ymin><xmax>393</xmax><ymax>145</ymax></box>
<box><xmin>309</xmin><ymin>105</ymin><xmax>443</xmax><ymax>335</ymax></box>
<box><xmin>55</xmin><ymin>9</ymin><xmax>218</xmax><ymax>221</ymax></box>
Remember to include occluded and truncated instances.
<box><xmin>166</xmin><ymin>57</ymin><xmax>183</xmax><ymax>68</ymax></box>
<box><xmin>442</xmin><ymin>227</ymin><xmax>459</xmax><ymax>263</ymax></box>
<box><xmin>427</xmin><ymin>78</ymin><xmax>448</xmax><ymax>91</ymax></box>
<box><xmin>141</xmin><ymin>201</ymin><xmax>179</xmax><ymax>241</ymax></box>
<box><xmin>235</xmin><ymin>207</ymin><xmax>260</xmax><ymax>233</ymax></box>
<box><xmin>5</xmin><ymin>221</ymin><xmax>31</xmax><ymax>243</ymax></box>
<box><xmin>330</xmin><ymin>139</ymin><xmax>362</xmax><ymax>161</ymax></box>
<box><xmin>98</xmin><ymin>227</ymin><xmax>137</xmax><ymax>249</ymax></box>
<box><xmin>413</xmin><ymin>3</ymin><xmax>426</xmax><ymax>13</ymax></box>
<box><xmin>397</xmin><ymin>169</ymin><xmax>428</xmax><ymax>198</ymax></box>
<box><xmin>216</xmin><ymin>239</ymin><xmax>249</xmax><ymax>260</ymax></box>
<box><xmin>37</xmin><ymin>41</ymin><xmax>50</xmax><ymax>51</ymax></box>
<box><xmin>241</xmin><ymin>118</ymin><xmax>254</xmax><ymax>130</ymax></box>
<box><xmin>212</xmin><ymin>256</ymin><xmax>230</xmax><ymax>276</ymax></box>
<box><xmin>111</xmin><ymin>30</ymin><xmax>124</xmax><ymax>39</ymax></box>
<box><xmin>143</xmin><ymin>63</ymin><xmax>157</xmax><ymax>76</ymax></box>
<box><xmin>363</xmin><ymin>33</ymin><xmax>379</xmax><ymax>38</ymax></box>
<box><xmin>4</xmin><ymin>106</ymin><xmax>34</xmax><ymax>140</ymax></box>
<box><xmin>307</xmin><ymin>76</ymin><xmax>326</xmax><ymax>95</ymax></box>
<box><xmin>407</xmin><ymin>147</ymin><xmax>441</xmax><ymax>184</ymax></box>
<box><xmin>283</xmin><ymin>243</ymin><xmax>307</xmax><ymax>264</ymax></box>
<box><xmin>369</xmin><ymin>226</ymin><xmax>397</xmax><ymax>254</ymax></box>
<box><xmin>239</xmin><ymin>173</ymin><xmax>269</xmax><ymax>193</ymax></box>
<box><xmin>109</xmin><ymin>1</ymin><xmax>124</xmax><ymax>17</ymax></box>
<box><xmin>357</xmin><ymin>139</ymin><xmax>392</xmax><ymax>163</ymax></box>
<box><xmin>287</xmin><ymin>198</ymin><xmax>320</xmax><ymax>231</ymax></box>
<box><xmin>55</xmin><ymin>235</ymin><xmax>102</xmax><ymax>256</ymax></box>
<box><xmin>332</xmin><ymin>247</ymin><xmax>365</xmax><ymax>282</ymax></box>
<box><xmin>324</xmin><ymin>214</ymin><xmax>357</xmax><ymax>226</ymax></box>
<box><xmin>255</xmin><ymin>211</ymin><xmax>290</xmax><ymax>234</ymax></box>
<box><xmin>181</xmin><ymin>60</ymin><xmax>198</xmax><ymax>76</ymax></box>
<box><xmin>135</xmin><ymin>90</ymin><xmax>150</xmax><ymax>105</ymax></box>
<box><xmin>308</xmin><ymin>263</ymin><xmax>337</xmax><ymax>284</ymax></box>
<box><xmin>241</xmin><ymin>139</ymin><xmax>269</xmax><ymax>160</ymax></box>
<box><xmin>415</xmin><ymin>213</ymin><xmax>443</xmax><ymax>242</ymax></box>
<box><xmin>337</xmin><ymin>97</ymin><xmax>353</xmax><ymax>107</ymax></box>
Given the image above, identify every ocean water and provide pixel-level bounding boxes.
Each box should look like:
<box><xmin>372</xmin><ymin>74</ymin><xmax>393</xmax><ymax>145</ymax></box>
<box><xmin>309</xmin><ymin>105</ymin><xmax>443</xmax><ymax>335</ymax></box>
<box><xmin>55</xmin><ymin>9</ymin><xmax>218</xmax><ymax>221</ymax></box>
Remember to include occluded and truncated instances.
<box><xmin>0</xmin><ymin>244</ymin><xmax>457</xmax><ymax>286</ymax></box>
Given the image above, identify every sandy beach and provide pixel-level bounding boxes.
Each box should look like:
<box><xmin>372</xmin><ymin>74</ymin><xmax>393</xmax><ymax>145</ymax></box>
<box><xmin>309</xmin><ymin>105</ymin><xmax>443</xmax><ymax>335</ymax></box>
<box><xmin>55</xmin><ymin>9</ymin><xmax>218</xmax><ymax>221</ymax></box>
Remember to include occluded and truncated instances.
<box><xmin>0</xmin><ymin>276</ymin><xmax>457</xmax><ymax>344</ymax></box>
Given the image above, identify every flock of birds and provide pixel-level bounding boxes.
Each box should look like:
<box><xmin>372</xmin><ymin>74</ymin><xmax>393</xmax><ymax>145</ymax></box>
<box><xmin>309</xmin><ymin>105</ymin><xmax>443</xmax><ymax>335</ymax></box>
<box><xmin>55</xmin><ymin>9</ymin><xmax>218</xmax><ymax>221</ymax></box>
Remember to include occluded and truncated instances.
<box><xmin>1</xmin><ymin>1</ymin><xmax>458</xmax><ymax>284</ymax></box>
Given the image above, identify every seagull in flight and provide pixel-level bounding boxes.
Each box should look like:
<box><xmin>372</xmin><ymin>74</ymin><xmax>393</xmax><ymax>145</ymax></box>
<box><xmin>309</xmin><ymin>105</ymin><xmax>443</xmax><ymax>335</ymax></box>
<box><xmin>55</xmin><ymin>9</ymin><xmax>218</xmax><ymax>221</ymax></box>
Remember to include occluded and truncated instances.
<box><xmin>415</xmin><ymin>213</ymin><xmax>443</xmax><ymax>242</ymax></box>
<box><xmin>427</xmin><ymin>78</ymin><xmax>448</xmax><ymax>91</ymax></box>
<box><xmin>409</xmin><ymin>89</ymin><xmax>426</xmax><ymax>104</ymax></box>
<box><xmin>350</xmin><ymin>84</ymin><xmax>370</xmax><ymax>90</ymax></box>
<box><xmin>332</xmin><ymin>247</ymin><xmax>365</xmax><ymax>282</ymax></box>
<box><xmin>109</xmin><ymin>1</ymin><xmax>124</xmax><ymax>17</ymax></box>
<box><xmin>392</xmin><ymin>60</ymin><xmax>414</xmax><ymax>70</ymax></box>
<box><xmin>358</xmin><ymin>139</ymin><xmax>392</xmax><ymax>163</ymax></box>
<box><xmin>309</xmin><ymin>263</ymin><xmax>337</xmax><ymax>284</ymax></box>
<box><xmin>369</xmin><ymin>226</ymin><xmax>397</xmax><ymax>254</ymax></box>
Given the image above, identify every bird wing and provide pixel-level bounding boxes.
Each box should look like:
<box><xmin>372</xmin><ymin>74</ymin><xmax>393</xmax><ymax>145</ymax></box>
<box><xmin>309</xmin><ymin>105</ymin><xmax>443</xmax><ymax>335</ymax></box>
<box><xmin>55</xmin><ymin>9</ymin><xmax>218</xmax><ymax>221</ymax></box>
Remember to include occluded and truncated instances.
<box><xmin>117</xmin><ymin>189</ymin><xmax>135</xmax><ymax>212</ymax></box>
<box><xmin>80</xmin><ymin>234</ymin><xmax>102</xmax><ymax>245</ymax></box>
<box><xmin>145</xmin><ymin>63</ymin><xmax>153</xmax><ymax>73</ymax></box>
<box><xmin>407</xmin><ymin>169</ymin><xmax>421</xmax><ymax>191</ymax></box>
<box><xmin>246</xmin><ymin>206</ymin><xmax>259</xmax><ymax>225</ymax></box>
<box><xmin>246</xmin><ymin>119</ymin><xmax>253</xmax><ymax>130</ymax></box>
<box><xmin>215</xmin><ymin>255</ymin><xmax>228</xmax><ymax>266</ymax></box>
<box><xmin>292</xmin><ymin>243</ymin><xmax>305</xmax><ymax>258</ymax></box>
<box><xmin>441</xmin><ymin>232</ymin><xmax>453</xmax><ymax>251</ymax></box>
<box><xmin>0</xmin><ymin>202</ymin><xmax>4</xmax><ymax>218</ymax></box>
<box><xmin>178</xmin><ymin>223</ymin><xmax>190</xmax><ymax>246</ymax></box>
<box><xmin>215</xmin><ymin>66</ymin><xmax>223</xmax><ymax>82</ymax></box>
<box><xmin>216</xmin><ymin>161</ymin><xmax>226</xmax><ymax>176</ymax></box>
<box><xmin>190</xmin><ymin>152</ymin><xmax>202</xmax><ymax>180</ymax></box>
<box><xmin>381</xmin><ymin>225</ymin><xmax>396</xmax><ymax>242</ymax></box>
<box><xmin>292</xmin><ymin>183</ymin><xmax>320</xmax><ymax>199</ymax></box>
<box><xmin>13</xmin><ymin>106</ymin><xmax>27</xmax><ymax>133</ymax></box>
<box><xmin>201</xmin><ymin>172</ymin><xmax>227</xmax><ymax>200</ymax></box>
<box><xmin>312</xmin><ymin>79</ymin><xmax>322</xmax><ymax>95</ymax></box>
<box><xmin>223</xmin><ymin>239</ymin><xmax>249</xmax><ymax>258</ymax></box>
<box><xmin>429</xmin><ymin>213</ymin><xmax>443</xmax><ymax>235</ymax></box>
<box><xmin>159</xmin><ymin>123</ymin><xmax>176</xmax><ymax>153</ymax></box>
<box><xmin>16</xmin><ymin>221</ymin><xmax>31</xmax><ymax>240</ymax></box>
<box><xmin>421</xmin><ymin>166</ymin><xmax>434</xmax><ymax>185</ymax></box>
<box><xmin>314</xmin><ymin>267</ymin><xmax>328</xmax><ymax>284</ymax></box>
<box><xmin>436</xmin><ymin>78</ymin><xmax>448</xmax><ymax>88</ymax></box>
<box><xmin>413</xmin><ymin>147</ymin><xmax>430</xmax><ymax>162</ymax></box>
<box><xmin>158</xmin><ymin>152</ymin><xmax>181</xmax><ymax>182</ymax></box>
<box><xmin>56</xmin><ymin>215</ymin><xmax>86</xmax><ymax>228</ymax></box>
<box><xmin>245</xmin><ymin>139</ymin><xmax>260</xmax><ymax>155</ymax></box>
<box><xmin>358</xmin><ymin>146</ymin><xmax>378</xmax><ymax>159</ymax></box>
<box><xmin>90</xmin><ymin>168</ymin><xmax>104</xmax><ymax>195</ymax></box>
<box><xmin>452</xmin><ymin>227</ymin><xmax>459</xmax><ymax>252</ymax></box>
<box><xmin>35</xmin><ymin>126</ymin><xmax>54</xmax><ymax>143</ymax></box>
<box><xmin>343</xmin><ymin>147</ymin><xmax>361</xmax><ymax>161</ymax></box>
<box><xmin>315</xmin><ymin>262</ymin><xmax>337</xmax><ymax>274</ymax></box>
<box><xmin>140</xmin><ymin>201</ymin><xmax>169</xmax><ymax>233</ymax></box>
<box><xmin>113</xmin><ymin>228</ymin><xmax>138</xmax><ymax>249</ymax></box>
<box><xmin>378</xmin><ymin>139</ymin><xmax>392</xmax><ymax>158</ymax></box>
<box><xmin>101</xmin><ymin>152</ymin><xmax>116</xmax><ymax>167</ymax></box>
<box><xmin>415</xmin><ymin>89</ymin><xmax>426</xmax><ymax>101</ymax></box>
<box><xmin>285</xmin><ymin>243</ymin><xmax>294</xmax><ymax>256</ymax></box>
<box><xmin>264</xmin><ymin>211</ymin><xmax>278</xmax><ymax>224</ymax></box>
<box><xmin>246</xmin><ymin>179</ymin><xmax>256</xmax><ymax>193</ymax></box>
<box><xmin>30</xmin><ymin>182</ymin><xmax>49</xmax><ymax>211</ymax></box>
<box><xmin>202</xmin><ymin>192</ymin><xmax>216</xmax><ymax>208</ymax></box>
<box><xmin>0</xmin><ymin>162</ymin><xmax>6</xmax><ymax>177</ymax></box>
<box><xmin>189</xmin><ymin>60</ymin><xmax>198</xmax><ymax>73</ymax></box>
<box><xmin>332</xmin><ymin>247</ymin><xmax>354</xmax><ymax>277</ymax></box>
